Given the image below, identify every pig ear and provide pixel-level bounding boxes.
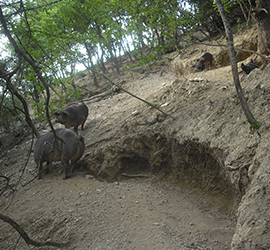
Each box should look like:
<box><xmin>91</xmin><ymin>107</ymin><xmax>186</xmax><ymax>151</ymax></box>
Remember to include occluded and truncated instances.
<box><xmin>59</xmin><ymin>111</ymin><xmax>68</xmax><ymax>117</ymax></box>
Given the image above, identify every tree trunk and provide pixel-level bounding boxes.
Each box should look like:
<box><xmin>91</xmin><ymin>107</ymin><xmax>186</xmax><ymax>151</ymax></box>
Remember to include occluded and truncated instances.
<box><xmin>215</xmin><ymin>0</ymin><xmax>260</xmax><ymax>131</ymax></box>
<box><xmin>84</xmin><ymin>41</ymin><xmax>99</xmax><ymax>87</ymax></box>
<box><xmin>253</xmin><ymin>0</ymin><xmax>270</xmax><ymax>55</ymax></box>
<box><xmin>97</xmin><ymin>48</ymin><xmax>107</xmax><ymax>73</ymax></box>
<box><xmin>122</xmin><ymin>37</ymin><xmax>134</xmax><ymax>63</ymax></box>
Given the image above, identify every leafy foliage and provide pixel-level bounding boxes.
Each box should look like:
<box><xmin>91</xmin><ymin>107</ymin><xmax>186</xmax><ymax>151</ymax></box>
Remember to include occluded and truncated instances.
<box><xmin>0</xmin><ymin>0</ymin><xmax>254</xmax><ymax>135</ymax></box>
<box><xmin>0</xmin><ymin>92</ymin><xmax>26</xmax><ymax>133</ymax></box>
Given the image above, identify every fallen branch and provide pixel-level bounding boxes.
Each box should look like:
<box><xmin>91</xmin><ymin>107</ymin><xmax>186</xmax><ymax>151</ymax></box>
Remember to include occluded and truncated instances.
<box><xmin>153</xmin><ymin>146</ymin><xmax>167</xmax><ymax>156</ymax></box>
<box><xmin>0</xmin><ymin>213</ymin><xmax>70</xmax><ymax>248</ymax></box>
<box><xmin>90</xmin><ymin>69</ymin><xmax>175</xmax><ymax>120</ymax></box>
<box><xmin>83</xmin><ymin>87</ymin><xmax>116</xmax><ymax>103</ymax></box>
<box><xmin>121</xmin><ymin>173</ymin><xmax>152</xmax><ymax>178</ymax></box>
<box><xmin>0</xmin><ymin>175</ymin><xmax>14</xmax><ymax>196</ymax></box>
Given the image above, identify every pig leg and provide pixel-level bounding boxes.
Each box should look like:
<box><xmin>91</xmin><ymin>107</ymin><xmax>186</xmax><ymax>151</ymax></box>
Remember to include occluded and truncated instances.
<box><xmin>38</xmin><ymin>162</ymin><xmax>43</xmax><ymax>179</ymax></box>
<box><xmin>73</xmin><ymin>126</ymin><xmax>78</xmax><ymax>133</ymax></box>
<box><xmin>45</xmin><ymin>161</ymin><xmax>50</xmax><ymax>174</ymax></box>
<box><xmin>38</xmin><ymin>161</ymin><xmax>51</xmax><ymax>179</ymax></box>
<box><xmin>81</xmin><ymin>120</ymin><xmax>86</xmax><ymax>130</ymax></box>
<box><xmin>205</xmin><ymin>61</ymin><xmax>211</xmax><ymax>70</ymax></box>
<box><xmin>63</xmin><ymin>161</ymin><xmax>71</xmax><ymax>179</ymax></box>
<box><xmin>70</xmin><ymin>160</ymin><xmax>78</xmax><ymax>174</ymax></box>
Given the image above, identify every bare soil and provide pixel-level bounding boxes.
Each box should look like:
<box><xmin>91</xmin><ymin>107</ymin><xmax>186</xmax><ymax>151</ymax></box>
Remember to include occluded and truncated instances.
<box><xmin>1</xmin><ymin>24</ymin><xmax>270</xmax><ymax>250</ymax></box>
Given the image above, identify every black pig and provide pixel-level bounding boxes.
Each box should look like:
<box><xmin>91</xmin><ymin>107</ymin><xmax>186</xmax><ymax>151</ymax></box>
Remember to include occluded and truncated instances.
<box><xmin>193</xmin><ymin>52</ymin><xmax>213</xmax><ymax>72</ymax></box>
<box><xmin>241</xmin><ymin>58</ymin><xmax>259</xmax><ymax>74</ymax></box>
<box><xmin>54</xmin><ymin>103</ymin><xmax>89</xmax><ymax>132</ymax></box>
<box><xmin>33</xmin><ymin>128</ymin><xmax>85</xmax><ymax>179</ymax></box>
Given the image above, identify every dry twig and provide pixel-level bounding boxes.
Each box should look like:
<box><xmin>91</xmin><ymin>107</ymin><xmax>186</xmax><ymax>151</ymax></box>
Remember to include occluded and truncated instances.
<box><xmin>0</xmin><ymin>213</ymin><xmax>70</xmax><ymax>248</ymax></box>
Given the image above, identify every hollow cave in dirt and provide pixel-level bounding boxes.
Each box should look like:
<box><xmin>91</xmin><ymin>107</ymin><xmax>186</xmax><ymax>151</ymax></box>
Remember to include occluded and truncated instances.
<box><xmin>85</xmin><ymin>133</ymin><xmax>238</xmax><ymax>210</ymax></box>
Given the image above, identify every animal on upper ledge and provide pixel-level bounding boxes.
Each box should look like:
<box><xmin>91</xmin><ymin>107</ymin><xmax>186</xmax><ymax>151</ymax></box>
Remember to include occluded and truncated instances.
<box><xmin>241</xmin><ymin>58</ymin><xmax>259</xmax><ymax>74</ymax></box>
<box><xmin>193</xmin><ymin>52</ymin><xmax>213</xmax><ymax>72</ymax></box>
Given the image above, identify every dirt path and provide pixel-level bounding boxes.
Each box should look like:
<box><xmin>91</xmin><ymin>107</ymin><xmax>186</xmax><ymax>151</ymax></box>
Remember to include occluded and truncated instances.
<box><xmin>0</xmin><ymin>169</ymin><xmax>235</xmax><ymax>250</ymax></box>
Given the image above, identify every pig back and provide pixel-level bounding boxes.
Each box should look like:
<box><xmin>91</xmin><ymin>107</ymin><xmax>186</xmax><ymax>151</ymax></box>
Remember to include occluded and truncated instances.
<box><xmin>34</xmin><ymin>128</ymin><xmax>85</xmax><ymax>164</ymax></box>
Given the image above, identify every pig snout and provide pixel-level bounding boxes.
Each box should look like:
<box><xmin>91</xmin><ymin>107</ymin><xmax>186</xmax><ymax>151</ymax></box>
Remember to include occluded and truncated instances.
<box><xmin>33</xmin><ymin>128</ymin><xmax>85</xmax><ymax>179</ymax></box>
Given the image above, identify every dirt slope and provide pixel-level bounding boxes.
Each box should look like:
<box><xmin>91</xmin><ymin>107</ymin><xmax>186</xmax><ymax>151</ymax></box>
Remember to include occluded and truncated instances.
<box><xmin>1</xmin><ymin>24</ymin><xmax>270</xmax><ymax>250</ymax></box>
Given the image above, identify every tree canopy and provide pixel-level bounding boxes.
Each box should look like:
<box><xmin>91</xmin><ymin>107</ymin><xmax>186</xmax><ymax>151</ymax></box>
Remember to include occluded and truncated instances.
<box><xmin>0</xmin><ymin>0</ymin><xmax>261</xmax><ymax>138</ymax></box>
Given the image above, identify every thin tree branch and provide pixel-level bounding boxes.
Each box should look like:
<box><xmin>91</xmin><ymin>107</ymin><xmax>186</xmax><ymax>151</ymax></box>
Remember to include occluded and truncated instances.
<box><xmin>91</xmin><ymin>69</ymin><xmax>175</xmax><ymax>120</ymax></box>
<box><xmin>215</xmin><ymin>0</ymin><xmax>260</xmax><ymax>130</ymax></box>
<box><xmin>0</xmin><ymin>176</ymin><xmax>15</xmax><ymax>196</ymax></box>
<box><xmin>3</xmin><ymin>0</ymin><xmax>64</xmax><ymax>19</ymax></box>
<box><xmin>0</xmin><ymin>213</ymin><xmax>70</xmax><ymax>248</ymax></box>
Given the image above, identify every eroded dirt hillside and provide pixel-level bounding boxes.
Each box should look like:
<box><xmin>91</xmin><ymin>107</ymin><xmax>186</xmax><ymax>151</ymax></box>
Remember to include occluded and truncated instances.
<box><xmin>1</xmin><ymin>24</ymin><xmax>270</xmax><ymax>249</ymax></box>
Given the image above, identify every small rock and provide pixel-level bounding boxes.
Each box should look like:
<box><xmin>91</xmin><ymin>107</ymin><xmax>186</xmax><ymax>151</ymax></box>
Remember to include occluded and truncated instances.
<box><xmin>219</xmin><ymin>85</ymin><xmax>228</xmax><ymax>90</ymax></box>
<box><xmin>132</xmin><ymin>110</ymin><xmax>139</xmax><ymax>116</ymax></box>
<box><xmin>160</xmin><ymin>102</ymin><xmax>169</xmax><ymax>107</ymax></box>
<box><xmin>85</xmin><ymin>174</ymin><xmax>94</xmax><ymax>179</ymax></box>
<box><xmin>188</xmin><ymin>77</ymin><xmax>203</xmax><ymax>82</ymax></box>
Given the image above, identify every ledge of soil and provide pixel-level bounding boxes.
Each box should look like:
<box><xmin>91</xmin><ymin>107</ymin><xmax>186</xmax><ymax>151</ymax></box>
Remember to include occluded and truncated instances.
<box><xmin>82</xmin><ymin>63</ymin><xmax>270</xmax><ymax>249</ymax></box>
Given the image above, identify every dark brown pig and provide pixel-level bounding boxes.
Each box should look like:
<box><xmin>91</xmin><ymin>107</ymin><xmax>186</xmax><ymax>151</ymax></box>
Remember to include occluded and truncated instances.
<box><xmin>54</xmin><ymin>103</ymin><xmax>89</xmax><ymax>132</ymax></box>
<box><xmin>33</xmin><ymin>128</ymin><xmax>85</xmax><ymax>179</ymax></box>
<box><xmin>193</xmin><ymin>52</ymin><xmax>213</xmax><ymax>72</ymax></box>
